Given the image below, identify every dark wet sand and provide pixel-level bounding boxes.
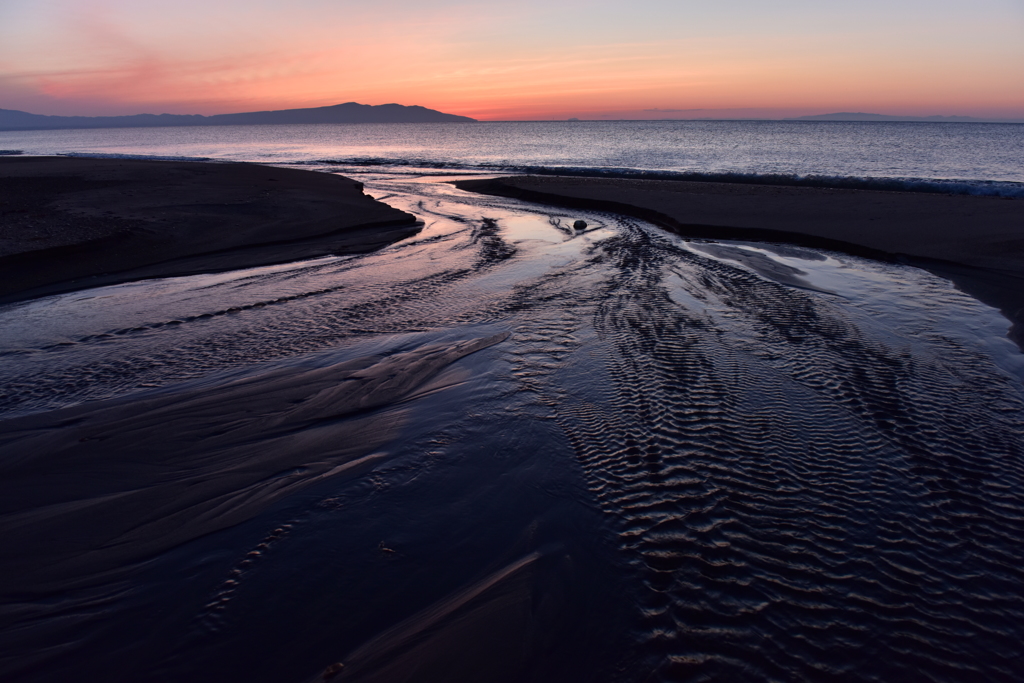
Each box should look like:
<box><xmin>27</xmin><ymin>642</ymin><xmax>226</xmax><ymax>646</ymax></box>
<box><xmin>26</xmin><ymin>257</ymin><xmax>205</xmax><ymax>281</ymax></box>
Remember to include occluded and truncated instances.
<box><xmin>0</xmin><ymin>157</ymin><xmax>421</xmax><ymax>305</ymax></box>
<box><xmin>458</xmin><ymin>176</ymin><xmax>1024</xmax><ymax>344</ymax></box>
<box><xmin>3</xmin><ymin>167</ymin><xmax>1023</xmax><ymax>682</ymax></box>
<box><xmin>0</xmin><ymin>333</ymin><xmax>509</xmax><ymax>597</ymax></box>
<box><xmin>0</xmin><ymin>328</ymin><xmax>618</xmax><ymax>682</ymax></box>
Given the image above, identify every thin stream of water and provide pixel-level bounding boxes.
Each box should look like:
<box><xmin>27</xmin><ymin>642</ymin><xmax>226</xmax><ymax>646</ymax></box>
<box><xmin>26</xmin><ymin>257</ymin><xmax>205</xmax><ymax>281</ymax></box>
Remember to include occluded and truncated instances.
<box><xmin>1</xmin><ymin>172</ymin><xmax>1022</xmax><ymax>682</ymax></box>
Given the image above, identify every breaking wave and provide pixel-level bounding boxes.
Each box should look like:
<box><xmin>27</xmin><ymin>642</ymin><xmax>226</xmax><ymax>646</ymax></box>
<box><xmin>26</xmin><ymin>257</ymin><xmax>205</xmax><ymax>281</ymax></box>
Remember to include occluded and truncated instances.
<box><xmin>60</xmin><ymin>152</ymin><xmax>214</xmax><ymax>162</ymax></box>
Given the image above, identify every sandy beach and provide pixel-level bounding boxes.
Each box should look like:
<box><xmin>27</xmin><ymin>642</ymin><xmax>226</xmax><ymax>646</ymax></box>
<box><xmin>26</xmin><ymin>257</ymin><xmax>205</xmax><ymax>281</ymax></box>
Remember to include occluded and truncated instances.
<box><xmin>0</xmin><ymin>156</ymin><xmax>420</xmax><ymax>305</ymax></box>
<box><xmin>458</xmin><ymin>175</ymin><xmax>1024</xmax><ymax>343</ymax></box>
<box><xmin>3</xmin><ymin>159</ymin><xmax>1024</xmax><ymax>683</ymax></box>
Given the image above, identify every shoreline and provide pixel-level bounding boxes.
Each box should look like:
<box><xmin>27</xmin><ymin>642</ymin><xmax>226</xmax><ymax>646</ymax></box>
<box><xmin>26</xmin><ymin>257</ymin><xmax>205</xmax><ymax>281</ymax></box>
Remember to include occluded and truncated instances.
<box><xmin>0</xmin><ymin>157</ymin><xmax>421</xmax><ymax>305</ymax></box>
<box><xmin>457</xmin><ymin>175</ymin><xmax>1024</xmax><ymax>347</ymax></box>
<box><xmin>3</xmin><ymin>159</ymin><xmax>1022</xmax><ymax>347</ymax></box>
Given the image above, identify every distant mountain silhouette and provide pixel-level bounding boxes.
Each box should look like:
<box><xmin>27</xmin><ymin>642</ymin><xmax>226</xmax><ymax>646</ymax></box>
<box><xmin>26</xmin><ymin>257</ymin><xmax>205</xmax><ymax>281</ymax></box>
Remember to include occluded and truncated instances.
<box><xmin>788</xmin><ymin>112</ymin><xmax>1022</xmax><ymax>122</ymax></box>
<box><xmin>0</xmin><ymin>102</ymin><xmax>476</xmax><ymax>131</ymax></box>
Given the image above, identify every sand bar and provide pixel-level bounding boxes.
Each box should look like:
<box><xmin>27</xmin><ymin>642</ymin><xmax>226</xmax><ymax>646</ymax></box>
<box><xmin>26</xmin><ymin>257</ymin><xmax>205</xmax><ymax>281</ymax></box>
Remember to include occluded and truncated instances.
<box><xmin>458</xmin><ymin>175</ymin><xmax>1024</xmax><ymax>344</ymax></box>
<box><xmin>0</xmin><ymin>156</ymin><xmax>420</xmax><ymax>304</ymax></box>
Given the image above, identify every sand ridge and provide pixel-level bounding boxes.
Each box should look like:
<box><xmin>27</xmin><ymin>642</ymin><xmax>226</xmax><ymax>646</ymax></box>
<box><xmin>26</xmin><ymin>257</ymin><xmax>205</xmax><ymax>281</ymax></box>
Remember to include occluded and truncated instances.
<box><xmin>0</xmin><ymin>156</ymin><xmax>421</xmax><ymax>304</ymax></box>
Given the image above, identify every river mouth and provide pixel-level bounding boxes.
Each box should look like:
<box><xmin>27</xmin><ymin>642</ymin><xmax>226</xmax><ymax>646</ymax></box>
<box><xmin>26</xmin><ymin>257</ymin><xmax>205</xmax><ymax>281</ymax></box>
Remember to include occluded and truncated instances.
<box><xmin>2</xmin><ymin>172</ymin><xmax>1023</xmax><ymax>683</ymax></box>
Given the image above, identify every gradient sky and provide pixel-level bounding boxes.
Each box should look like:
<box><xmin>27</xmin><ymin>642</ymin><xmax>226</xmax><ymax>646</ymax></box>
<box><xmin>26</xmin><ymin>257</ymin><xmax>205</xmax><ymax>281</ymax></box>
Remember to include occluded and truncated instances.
<box><xmin>2</xmin><ymin>0</ymin><xmax>1023</xmax><ymax>120</ymax></box>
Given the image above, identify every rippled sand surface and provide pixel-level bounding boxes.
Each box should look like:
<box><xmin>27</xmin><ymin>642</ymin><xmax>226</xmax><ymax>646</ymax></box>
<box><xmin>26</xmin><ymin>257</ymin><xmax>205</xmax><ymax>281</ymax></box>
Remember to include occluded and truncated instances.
<box><xmin>1</xmin><ymin>172</ymin><xmax>1022</xmax><ymax>682</ymax></box>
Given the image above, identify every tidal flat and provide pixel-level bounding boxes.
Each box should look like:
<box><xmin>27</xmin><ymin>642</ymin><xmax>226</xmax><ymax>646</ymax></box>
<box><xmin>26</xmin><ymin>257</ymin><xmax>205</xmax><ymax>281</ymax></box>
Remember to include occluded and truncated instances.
<box><xmin>2</xmin><ymin>159</ymin><xmax>1023</xmax><ymax>682</ymax></box>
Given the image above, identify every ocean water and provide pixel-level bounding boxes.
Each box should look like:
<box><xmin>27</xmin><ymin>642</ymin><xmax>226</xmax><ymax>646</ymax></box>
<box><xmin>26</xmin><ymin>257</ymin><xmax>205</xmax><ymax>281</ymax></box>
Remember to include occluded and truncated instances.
<box><xmin>2</xmin><ymin>119</ymin><xmax>1024</xmax><ymax>195</ymax></box>
<box><xmin>1</xmin><ymin>123</ymin><xmax>1023</xmax><ymax>683</ymax></box>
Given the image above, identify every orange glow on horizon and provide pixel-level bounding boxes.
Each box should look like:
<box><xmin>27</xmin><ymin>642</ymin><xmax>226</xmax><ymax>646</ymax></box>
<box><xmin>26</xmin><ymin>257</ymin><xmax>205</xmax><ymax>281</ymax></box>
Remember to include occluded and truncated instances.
<box><xmin>2</xmin><ymin>0</ymin><xmax>1022</xmax><ymax>121</ymax></box>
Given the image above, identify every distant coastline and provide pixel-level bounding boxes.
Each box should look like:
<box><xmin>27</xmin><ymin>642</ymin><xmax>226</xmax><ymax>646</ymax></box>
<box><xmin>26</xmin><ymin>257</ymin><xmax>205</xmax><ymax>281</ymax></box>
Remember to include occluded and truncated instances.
<box><xmin>0</xmin><ymin>102</ymin><xmax>476</xmax><ymax>132</ymax></box>
<box><xmin>556</xmin><ymin>113</ymin><xmax>1024</xmax><ymax>123</ymax></box>
<box><xmin>786</xmin><ymin>112</ymin><xmax>1024</xmax><ymax>123</ymax></box>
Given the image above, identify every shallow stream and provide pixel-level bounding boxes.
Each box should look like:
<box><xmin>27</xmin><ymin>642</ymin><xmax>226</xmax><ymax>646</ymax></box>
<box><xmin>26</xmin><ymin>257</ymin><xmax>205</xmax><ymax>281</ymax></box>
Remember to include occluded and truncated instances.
<box><xmin>1</xmin><ymin>172</ymin><xmax>1023</xmax><ymax>682</ymax></box>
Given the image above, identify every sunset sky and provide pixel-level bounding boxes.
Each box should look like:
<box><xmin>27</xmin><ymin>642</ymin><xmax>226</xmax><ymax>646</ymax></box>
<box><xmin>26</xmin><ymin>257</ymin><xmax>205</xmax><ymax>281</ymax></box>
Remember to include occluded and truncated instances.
<box><xmin>1</xmin><ymin>0</ymin><xmax>1022</xmax><ymax>121</ymax></box>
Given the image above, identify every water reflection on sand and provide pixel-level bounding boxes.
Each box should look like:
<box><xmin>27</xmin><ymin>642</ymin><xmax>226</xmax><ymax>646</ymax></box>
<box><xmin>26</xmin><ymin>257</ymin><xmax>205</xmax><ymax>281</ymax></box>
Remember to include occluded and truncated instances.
<box><xmin>1</xmin><ymin>172</ymin><xmax>1023</xmax><ymax>683</ymax></box>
